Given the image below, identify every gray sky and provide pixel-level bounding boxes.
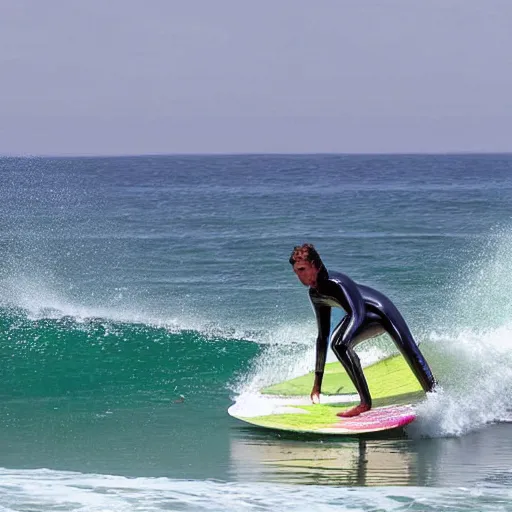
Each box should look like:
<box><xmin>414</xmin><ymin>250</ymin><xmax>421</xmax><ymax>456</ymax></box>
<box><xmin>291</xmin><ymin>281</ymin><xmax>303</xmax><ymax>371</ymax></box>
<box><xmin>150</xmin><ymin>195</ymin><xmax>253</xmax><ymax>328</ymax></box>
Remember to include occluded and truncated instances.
<box><xmin>1</xmin><ymin>0</ymin><xmax>511</xmax><ymax>155</ymax></box>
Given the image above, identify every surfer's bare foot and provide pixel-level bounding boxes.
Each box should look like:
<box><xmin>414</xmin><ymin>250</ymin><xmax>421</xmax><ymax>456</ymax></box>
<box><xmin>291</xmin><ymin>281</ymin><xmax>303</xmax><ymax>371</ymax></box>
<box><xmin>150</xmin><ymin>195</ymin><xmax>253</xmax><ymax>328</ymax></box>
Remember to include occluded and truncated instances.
<box><xmin>337</xmin><ymin>403</ymin><xmax>371</xmax><ymax>418</ymax></box>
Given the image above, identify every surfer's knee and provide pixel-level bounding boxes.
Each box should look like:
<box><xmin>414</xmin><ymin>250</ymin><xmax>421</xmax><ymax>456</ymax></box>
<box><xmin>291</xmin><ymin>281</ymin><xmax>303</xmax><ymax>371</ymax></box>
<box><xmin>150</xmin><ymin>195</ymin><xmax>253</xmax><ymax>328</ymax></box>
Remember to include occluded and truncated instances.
<box><xmin>331</xmin><ymin>339</ymin><xmax>349</xmax><ymax>359</ymax></box>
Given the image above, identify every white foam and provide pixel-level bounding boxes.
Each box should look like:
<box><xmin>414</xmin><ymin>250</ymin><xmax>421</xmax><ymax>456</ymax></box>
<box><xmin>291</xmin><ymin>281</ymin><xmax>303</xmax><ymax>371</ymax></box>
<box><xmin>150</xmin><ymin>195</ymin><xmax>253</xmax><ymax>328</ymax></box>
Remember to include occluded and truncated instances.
<box><xmin>0</xmin><ymin>467</ymin><xmax>510</xmax><ymax>512</ymax></box>
<box><xmin>408</xmin><ymin>227</ymin><xmax>512</xmax><ymax>438</ymax></box>
<box><xmin>407</xmin><ymin>326</ymin><xmax>512</xmax><ymax>438</ymax></box>
<box><xmin>229</xmin><ymin>392</ymin><xmax>358</xmax><ymax>418</ymax></box>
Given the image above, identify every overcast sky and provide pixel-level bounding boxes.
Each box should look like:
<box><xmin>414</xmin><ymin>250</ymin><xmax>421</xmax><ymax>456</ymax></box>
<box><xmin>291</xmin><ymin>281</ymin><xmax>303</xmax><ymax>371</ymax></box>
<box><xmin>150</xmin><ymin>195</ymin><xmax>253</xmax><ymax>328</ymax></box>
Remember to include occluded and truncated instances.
<box><xmin>1</xmin><ymin>0</ymin><xmax>511</xmax><ymax>155</ymax></box>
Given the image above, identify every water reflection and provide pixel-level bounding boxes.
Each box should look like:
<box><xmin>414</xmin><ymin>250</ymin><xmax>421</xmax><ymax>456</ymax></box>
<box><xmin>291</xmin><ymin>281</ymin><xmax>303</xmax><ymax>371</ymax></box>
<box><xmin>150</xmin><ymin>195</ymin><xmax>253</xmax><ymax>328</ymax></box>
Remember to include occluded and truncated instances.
<box><xmin>229</xmin><ymin>428</ymin><xmax>417</xmax><ymax>486</ymax></box>
<box><xmin>229</xmin><ymin>423</ymin><xmax>512</xmax><ymax>487</ymax></box>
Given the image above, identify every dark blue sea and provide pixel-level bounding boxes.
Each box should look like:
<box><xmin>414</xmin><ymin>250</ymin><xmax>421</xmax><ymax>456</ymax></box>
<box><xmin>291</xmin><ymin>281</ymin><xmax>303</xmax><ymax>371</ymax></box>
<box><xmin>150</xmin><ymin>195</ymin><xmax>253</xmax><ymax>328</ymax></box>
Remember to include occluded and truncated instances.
<box><xmin>1</xmin><ymin>154</ymin><xmax>512</xmax><ymax>511</ymax></box>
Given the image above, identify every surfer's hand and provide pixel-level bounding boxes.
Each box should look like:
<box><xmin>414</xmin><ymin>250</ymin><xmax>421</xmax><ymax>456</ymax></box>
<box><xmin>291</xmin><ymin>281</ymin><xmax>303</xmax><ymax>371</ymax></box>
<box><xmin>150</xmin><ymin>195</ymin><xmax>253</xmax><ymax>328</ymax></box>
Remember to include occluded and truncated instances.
<box><xmin>311</xmin><ymin>372</ymin><xmax>323</xmax><ymax>404</ymax></box>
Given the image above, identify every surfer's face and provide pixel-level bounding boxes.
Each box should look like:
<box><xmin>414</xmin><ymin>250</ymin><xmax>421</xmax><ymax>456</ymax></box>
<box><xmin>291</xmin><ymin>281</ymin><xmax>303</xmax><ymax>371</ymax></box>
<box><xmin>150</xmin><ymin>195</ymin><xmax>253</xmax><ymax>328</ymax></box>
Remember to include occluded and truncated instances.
<box><xmin>293</xmin><ymin>260</ymin><xmax>319</xmax><ymax>288</ymax></box>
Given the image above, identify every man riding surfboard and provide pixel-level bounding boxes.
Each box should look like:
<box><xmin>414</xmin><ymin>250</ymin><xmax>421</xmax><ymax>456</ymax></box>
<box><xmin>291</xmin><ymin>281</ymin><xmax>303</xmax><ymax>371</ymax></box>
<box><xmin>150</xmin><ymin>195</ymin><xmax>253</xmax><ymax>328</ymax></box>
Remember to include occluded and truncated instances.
<box><xmin>290</xmin><ymin>243</ymin><xmax>436</xmax><ymax>417</ymax></box>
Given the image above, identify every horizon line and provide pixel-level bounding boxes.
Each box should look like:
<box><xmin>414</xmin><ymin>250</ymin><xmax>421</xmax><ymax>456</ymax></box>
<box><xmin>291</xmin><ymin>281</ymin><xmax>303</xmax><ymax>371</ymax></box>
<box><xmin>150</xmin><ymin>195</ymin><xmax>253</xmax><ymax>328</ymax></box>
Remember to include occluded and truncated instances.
<box><xmin>2</xmin><ymin>150</ymin><xmax>512</xmax><ymax>159</ymax></box>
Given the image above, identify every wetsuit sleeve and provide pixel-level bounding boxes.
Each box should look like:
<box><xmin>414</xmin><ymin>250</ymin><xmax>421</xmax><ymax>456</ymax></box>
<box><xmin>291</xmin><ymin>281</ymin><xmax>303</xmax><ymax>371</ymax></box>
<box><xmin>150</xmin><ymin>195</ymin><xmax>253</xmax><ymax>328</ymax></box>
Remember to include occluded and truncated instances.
<box><xmin>311</xmin><ymin>301</ymin><xmax>331</xmax><ymax>374</ymax></box>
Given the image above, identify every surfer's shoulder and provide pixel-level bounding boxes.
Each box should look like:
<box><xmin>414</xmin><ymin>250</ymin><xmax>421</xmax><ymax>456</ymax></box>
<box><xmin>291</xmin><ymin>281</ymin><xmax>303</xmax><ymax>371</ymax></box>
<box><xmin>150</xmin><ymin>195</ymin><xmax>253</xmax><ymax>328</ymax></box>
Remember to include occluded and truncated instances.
<box><xmin>325</xmin><ymin>269</ymin><xmax>351</xmax><ymax>285</ymax></box>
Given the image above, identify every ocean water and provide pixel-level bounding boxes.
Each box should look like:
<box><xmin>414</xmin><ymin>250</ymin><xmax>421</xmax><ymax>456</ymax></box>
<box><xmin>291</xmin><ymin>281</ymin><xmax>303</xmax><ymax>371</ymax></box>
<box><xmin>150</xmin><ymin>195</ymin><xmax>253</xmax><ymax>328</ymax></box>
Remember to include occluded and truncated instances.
<box><xmin>1</xmin><ymin>153</ymin><xmax>512</xmax><ymax>511</ymax></box>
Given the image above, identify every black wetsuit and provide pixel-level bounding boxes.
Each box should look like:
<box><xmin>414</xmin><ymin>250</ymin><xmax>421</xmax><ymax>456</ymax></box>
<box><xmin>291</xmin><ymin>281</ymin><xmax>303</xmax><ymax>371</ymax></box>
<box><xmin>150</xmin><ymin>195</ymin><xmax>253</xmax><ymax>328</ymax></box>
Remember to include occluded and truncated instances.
<box><xmin>310</xmin><ymin>267</ymin><xmax>435</xmax><ymax>406</ymax></box>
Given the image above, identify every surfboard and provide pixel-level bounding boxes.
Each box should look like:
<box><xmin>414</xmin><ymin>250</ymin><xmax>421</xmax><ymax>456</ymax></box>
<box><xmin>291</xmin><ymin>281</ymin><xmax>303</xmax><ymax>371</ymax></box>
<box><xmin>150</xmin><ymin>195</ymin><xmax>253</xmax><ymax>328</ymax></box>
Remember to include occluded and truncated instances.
<box><xmin>228</xmin><ymin>354</ymin><xmax>425</xmax><ymax>435</ymax></box>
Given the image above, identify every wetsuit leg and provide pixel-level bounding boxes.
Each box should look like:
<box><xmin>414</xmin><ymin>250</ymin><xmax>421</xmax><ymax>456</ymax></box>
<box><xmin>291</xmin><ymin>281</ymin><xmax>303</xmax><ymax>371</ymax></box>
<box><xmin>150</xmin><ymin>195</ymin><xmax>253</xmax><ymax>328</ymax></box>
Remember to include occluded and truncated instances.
<box><xmin>330</xmin><ymin>316</ymin><xmax>373</xmax><ymax>407</ymax></box>
<box><xmin>381</xmin><ymin>309</ymin><xmax>436</xmax><ymax>393</ymax></box>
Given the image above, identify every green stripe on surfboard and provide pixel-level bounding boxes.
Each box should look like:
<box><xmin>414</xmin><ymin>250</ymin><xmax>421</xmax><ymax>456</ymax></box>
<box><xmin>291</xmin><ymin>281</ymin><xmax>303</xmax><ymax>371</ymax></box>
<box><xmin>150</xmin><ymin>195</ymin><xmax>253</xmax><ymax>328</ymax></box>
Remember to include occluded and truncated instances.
<box><xmin>261</xmin><ymin>354</ymin><xmax>423</xmax><ymax>399</ymax></box>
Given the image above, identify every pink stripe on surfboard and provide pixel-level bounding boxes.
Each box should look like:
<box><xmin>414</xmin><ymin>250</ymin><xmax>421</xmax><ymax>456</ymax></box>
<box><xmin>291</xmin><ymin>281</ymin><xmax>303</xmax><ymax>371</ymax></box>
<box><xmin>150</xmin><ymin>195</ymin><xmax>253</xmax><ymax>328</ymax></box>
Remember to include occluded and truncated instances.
<box><xmin>330</xmin><ymin>405</ymin><xmax>416</xmax><ymax>431</ymax></box>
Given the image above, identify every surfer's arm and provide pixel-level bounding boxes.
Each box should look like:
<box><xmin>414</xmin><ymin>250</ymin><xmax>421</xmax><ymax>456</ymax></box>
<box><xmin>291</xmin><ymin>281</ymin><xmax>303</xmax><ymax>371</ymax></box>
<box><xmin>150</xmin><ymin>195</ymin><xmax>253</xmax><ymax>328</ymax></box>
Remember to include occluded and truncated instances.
<box><xmin>312</xmin><ymin>303</ymin><xmax>331</xmax><ymax>387</ymax></box>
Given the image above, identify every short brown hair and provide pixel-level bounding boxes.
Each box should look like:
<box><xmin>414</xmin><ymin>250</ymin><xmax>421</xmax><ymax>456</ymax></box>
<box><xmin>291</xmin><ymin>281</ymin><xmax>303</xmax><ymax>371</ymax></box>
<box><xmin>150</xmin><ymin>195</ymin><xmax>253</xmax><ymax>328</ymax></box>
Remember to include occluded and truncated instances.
<box><xmin>289</xmin><ymin>243</ymin><xmax>324</xmax><ymax>269</ymax></box>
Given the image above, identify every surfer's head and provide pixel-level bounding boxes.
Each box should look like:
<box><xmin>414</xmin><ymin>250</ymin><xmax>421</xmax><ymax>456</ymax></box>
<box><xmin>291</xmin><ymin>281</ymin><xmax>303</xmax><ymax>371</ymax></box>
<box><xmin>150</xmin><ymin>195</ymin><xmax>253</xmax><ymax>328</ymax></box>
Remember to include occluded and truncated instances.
<box><xmin>289</xmin><ymin>244</ymin><xmax>325</xmax><ymax>288</ymax></box>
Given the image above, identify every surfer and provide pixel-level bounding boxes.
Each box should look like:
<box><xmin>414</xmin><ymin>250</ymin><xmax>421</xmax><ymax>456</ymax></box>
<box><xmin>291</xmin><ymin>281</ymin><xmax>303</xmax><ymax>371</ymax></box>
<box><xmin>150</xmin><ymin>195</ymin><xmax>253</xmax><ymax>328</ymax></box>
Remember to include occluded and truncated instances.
<box><xmin>289</xmin><ymin>243</ymin><xmax>436</xmax><ymax>417</ymax></box>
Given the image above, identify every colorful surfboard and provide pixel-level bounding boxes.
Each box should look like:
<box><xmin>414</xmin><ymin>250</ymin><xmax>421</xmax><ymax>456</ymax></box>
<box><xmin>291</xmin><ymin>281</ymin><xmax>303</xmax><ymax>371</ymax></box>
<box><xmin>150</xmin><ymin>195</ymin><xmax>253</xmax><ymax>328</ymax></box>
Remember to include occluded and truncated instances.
<box><xmin>228</xmin><ymin>354</ymin><xmax>425</xmax><ymax>435</ymax></box>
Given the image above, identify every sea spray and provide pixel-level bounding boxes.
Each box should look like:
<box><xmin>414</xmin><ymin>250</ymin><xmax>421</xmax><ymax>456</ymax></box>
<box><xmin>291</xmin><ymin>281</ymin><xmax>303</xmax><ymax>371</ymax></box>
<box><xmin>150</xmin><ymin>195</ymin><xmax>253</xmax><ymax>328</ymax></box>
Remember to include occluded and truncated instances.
<box><xmin>411</xmin><ymin>226</ymin><xmax>512</xmax><ymax>437</ymax></box>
